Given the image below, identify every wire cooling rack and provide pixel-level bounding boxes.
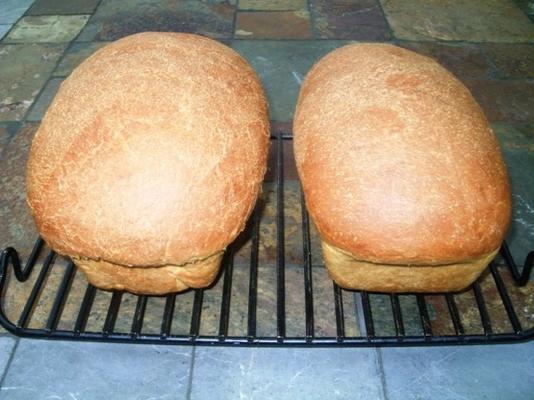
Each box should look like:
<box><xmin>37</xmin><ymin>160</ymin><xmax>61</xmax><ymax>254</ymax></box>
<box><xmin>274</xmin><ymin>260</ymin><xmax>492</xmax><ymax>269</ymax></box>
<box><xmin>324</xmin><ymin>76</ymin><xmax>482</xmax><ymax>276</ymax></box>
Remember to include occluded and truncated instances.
<box><xmin>1</xmin><ymin>133</ymin><xmax>533</xmax><ymax>346</ymax></box>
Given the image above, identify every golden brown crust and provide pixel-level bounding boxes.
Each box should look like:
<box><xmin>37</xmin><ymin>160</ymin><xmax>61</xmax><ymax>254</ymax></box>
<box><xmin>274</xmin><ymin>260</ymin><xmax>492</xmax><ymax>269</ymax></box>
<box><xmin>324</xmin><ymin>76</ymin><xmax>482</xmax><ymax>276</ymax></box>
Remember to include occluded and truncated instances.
<box><xmin>27</xmin><ymin>33</ymin><xmax>269</xmax><ymax>294</ymax></box>
<box><xmin>26</xmin><ymin>33</ymin><xmax>269</xmax><ymax>274</ymax></box>
<box><xmin>322</xmin><ymin>240</ymin><xmax>497</xmax><ymax>293</ymax></box>
<box><xmin>294</xmin><ymin>43</ymin><xmax>511</xmax><ymax>266</ymax></box>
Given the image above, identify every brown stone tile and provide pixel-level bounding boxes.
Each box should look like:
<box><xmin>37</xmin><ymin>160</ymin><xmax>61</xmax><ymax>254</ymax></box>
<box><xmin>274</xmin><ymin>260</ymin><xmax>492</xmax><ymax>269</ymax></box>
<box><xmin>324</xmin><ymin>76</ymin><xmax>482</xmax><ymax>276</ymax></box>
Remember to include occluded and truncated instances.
<box><xmin>310</xmin><ymin>0</ymin><xmax>390</xmax><ymax>40</ymax></box>
<box><xmin>494</xmin><ymin>268</ymin><xmax>534</xmax><ymax>331</ymax></box>
<box><xmin>239</xmin><ymin>0</ymin><xmax>307</xmax><ymax>10</ymax></box>
<box><xmin>482</xmin><ymin>44</ymin><xmax>534</xmax><ymax>78</ymax></box>
<box><xmin>381</xmin><ymin>0</ymin><xmax>534</xmax><ymax>42</ymax></box>
<box><xmin>2</xmin><ymin>249</ymin><xmax>71</xmax><ymax>334</ymax></box>
<box><xmin>398</xmin><ymin>42</ymin><xmax>492</xmax><ymax>79</ymax></box>
<box><xmin>465</xmin><ymin>79</ymin><xmax>534</xmax><ymax>123</ymax></box>
<box><xmin>235</xmin><ymin>11</ymin><xmax>312</xmax><ymax>39</ymax></box>
<box><xmin>442</xmin><ymin>267</ymin><xmax>534</xmax><ymax>335</ymax></box>
<box><xmin>0</xmin><ymin>123</ymin><xmax>40</xmax><ymax>259</ymax></box>
<box><xmin>233</xmin><ymin>180</ymin><xmax>324</xmax><ymax>270</ymax></box>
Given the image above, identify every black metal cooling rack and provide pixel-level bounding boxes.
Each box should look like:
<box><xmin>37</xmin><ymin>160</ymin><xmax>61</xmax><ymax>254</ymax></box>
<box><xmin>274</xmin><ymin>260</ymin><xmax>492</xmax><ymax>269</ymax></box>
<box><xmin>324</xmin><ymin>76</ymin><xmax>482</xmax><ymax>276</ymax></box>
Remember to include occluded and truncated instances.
<box><xmin>1</xmin><ymin>133</ymin><xmax>533</xmax><ymax>346</ymax></box>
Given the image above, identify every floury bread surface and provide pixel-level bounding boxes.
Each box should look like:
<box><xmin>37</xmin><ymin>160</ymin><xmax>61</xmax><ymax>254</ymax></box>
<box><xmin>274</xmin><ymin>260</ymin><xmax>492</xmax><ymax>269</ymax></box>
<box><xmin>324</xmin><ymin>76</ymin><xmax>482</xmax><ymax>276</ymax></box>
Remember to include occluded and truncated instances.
<box><xmin>26</xmin><ymin>32</ymin><xmax>269</xmax><ymax>295</ymax></box>
<box><xmin>294</xmin><ymin>43</ymin><xmax>511</xmax><ymax>292</ymax></box>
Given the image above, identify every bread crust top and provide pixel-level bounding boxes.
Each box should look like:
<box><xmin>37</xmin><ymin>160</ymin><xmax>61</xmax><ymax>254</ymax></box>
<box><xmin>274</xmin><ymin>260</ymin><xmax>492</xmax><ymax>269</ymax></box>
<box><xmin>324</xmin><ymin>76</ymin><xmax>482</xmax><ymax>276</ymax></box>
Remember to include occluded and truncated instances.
<box><xmin>27</xmin><ymin>32</ymin><xmax>269</xmax><ymax>267</ymax></box>
<box><xmin>294</xmin><ymin>43</ymin><xmax>511</xmax><ymax>265</ymax></box>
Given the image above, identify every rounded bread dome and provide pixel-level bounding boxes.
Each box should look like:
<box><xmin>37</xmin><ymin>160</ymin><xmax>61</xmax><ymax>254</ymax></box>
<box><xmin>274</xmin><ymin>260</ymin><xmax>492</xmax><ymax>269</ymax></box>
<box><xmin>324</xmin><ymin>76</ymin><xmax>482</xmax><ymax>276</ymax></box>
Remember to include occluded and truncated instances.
<box><xmin>294</xmin><ymin>43</ymin><xmax>511</xmax><ymax>265</ymax></box>
<box><xmin>27</xmin><ymin>32</ymin><xmax>270</xmax><ymax>268</ymax></box>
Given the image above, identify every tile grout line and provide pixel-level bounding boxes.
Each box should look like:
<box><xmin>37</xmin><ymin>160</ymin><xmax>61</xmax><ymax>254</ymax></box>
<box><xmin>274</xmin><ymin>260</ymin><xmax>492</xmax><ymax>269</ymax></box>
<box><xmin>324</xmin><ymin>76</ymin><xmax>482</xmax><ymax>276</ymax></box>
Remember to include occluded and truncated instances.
<box><xmin>185</xmin><ymin>345</ymin><xmax>197</xmax><ymax>400</ymax></box>
<box><xmin>512</xmin><ymin>0</ymin><xmax>534</xmax><ymax>22</ymax></box>
<box><xmin>306</xmin><ymin>0</ymin><xmax>319</xmax><ymax>40</ymax></box>
<box><xmin>477</xmin><ymin>44</ymin><xmax>503</xmax><ymax>80</ymax></box>
<box><xmin>231</xmin><ymin>0</ymin><xmax>239</xmax><ymax>40</ymax></box>
<box><xmin>0</xmin><ymin>0</ymin><xmax>37</xmax><ymax>46</ymax></box>
<box><xmin>375</xmin><ymin>0</ymin><xmax>395</xmax><ymax>41</ymax></box>
<box><xmin>0</xmin><ymin>337</ymin><xmax>20</xmax><ymax>389</ymax></box>
<box><xmin>376</xmin><ymin>348</ymin><xmax>390</xmax><ymax>400</ymax></box>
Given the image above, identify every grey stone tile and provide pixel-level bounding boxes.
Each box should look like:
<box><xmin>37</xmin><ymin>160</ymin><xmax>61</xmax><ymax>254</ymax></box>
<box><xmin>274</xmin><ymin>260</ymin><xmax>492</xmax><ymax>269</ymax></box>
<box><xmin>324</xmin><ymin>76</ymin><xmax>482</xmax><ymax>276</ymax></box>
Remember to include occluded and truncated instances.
<box><xmin>76</xmin><ymin>0</ymin><xmax>236</xmax><ymax>42</ymax></box>
<box><xmin>26</xmin><ymin>77</ymin><xmax>63</xmax><ymax>121</ymax></box>
<box><xmin>0</xmin><ymin>0</ymin><xmax>34</xmax><ymax>24</ymax></box>
<box><xmin>0</xmin><ymin>121</ymin><xmax>18</xmax><ymax>158</ymax></box>
<box><xmin>0</xmin><ymin>43</ymin><xmax>66</xmax><ymax>121</ymax></box>
<box><xmin>0</xmin><ymin>24</ymin><xmax>12</xmax><ymax>40</ymax></box>
<box><xmin>191</xmin><ymin>347</ymin><xmax>384</xmax><ymax>400</ymax></box>
<box><xmin>4</xmin><ymin>15</ymin><xmax>90</xmax><ymax>44</ymax></box>
<box><xmin>52</xmin><ymin>41</ymin><xmax>107</xmax><ymax>77</ymax></box>
<box><xmin>380</xmin><ymin>341</ymin><xmax>534</xmax><ymax>400</ymax></box>
<box><xmin>27</xmin><ymin>0</ymin><xmax>100</xmax><ymax>15</ymax></box>
<box><xmin>1</xmin><ymin>339</ymin><xmax>193</xmax><ymax>399</ymax></box>
<box><xmin>493</xmin><ymin>123</ymin><xmax>534</xmax><ymax>264</ymax></box>
<box><xmin>232</xmin><ymin>41</ymin><xmax>351</xmax><ymax>122</ymax></box>
<box><xmin>0</xmin><ymin>336</ymin><xmax>17</xmax><ymax>378</ymax></box>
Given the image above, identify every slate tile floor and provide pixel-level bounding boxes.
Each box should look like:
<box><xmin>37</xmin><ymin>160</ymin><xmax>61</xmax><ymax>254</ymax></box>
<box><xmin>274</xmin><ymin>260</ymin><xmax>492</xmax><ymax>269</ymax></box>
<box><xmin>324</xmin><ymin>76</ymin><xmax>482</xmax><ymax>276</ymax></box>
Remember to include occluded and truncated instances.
<box><xmin>0</xmin><ymin>0</ymin><xmax>534</xmax><ymax>398</ymax></box>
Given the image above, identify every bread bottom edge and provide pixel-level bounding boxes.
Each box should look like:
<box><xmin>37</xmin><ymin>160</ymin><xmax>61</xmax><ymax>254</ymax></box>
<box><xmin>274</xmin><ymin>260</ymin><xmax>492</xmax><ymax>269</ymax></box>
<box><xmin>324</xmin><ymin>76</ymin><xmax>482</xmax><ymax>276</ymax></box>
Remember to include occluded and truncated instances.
<box><xmin>72</xmin><ymin>252</ymin><xmax>224</xmax><ymax>295</ymax></box>
<box><xmin>322</xmin><ymin>241</ymin><xmax>499</xmax><ymax>293</ymax></box>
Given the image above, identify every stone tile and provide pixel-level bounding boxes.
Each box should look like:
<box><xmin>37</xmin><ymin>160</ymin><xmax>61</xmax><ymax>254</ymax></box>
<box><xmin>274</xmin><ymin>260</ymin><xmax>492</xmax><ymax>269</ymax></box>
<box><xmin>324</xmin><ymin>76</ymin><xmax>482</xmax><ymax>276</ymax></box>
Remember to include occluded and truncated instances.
<box><xmin>380</xmin><ymin>0</ymin><xmax>534</xmax><ymax>42</ymax></box>
<box><xmin>0</xmin><ymin>0</ymin><xmax>34</xmax><ymax>24</ymax></box>
<box><xmin>0</xmin><ymin>254</ymin><xmax>86</xmax><ymax>335</ymax></box>
<box><xmin>235</xmin><ymin>11</ymin><xmax>312</xmax><ymax>39</ymax></box>
<box><xmin>4</xmin><ymin>15</ymin><xmax>90</xmax><ymax>43</ymax></box>
<box><xmin>26</xmin><ymin>77</ymin><xmax>63</xmax><ymax>121</ymax></box>
<box><xmin>398</xmin><ymin>42</ymin><xmax>492</xmax><ymax>79</ymax></box>
<box><xmin>0</xmin><ymin>336</ymin><xmax>17</xmax><ymax>378</ymax></box>
<box><xmin>77</xmin><ymin>0</ymin><xmax>236</xmax><ymax>41</ymax></box>
<box><xmin>53</xmin><ymin>41</ymin><xmax>107</xmax><ymax>77</ymax></box>
<box><xmin>465</xmin><ymin>79</ymin><xmax>534</xmax><ymax>123</ymax></box>
<box><xmin>493</xmin><ymin>123</ymin><xmax>534</xmax><ymax>262</ymax></box>
<box><xmin>1</xmin><ymin>340</ymin><xmax>192</xmax><ymax>399</ymax></box>
<box><xmin>239</xmin><ymin>0</ymin><xmax>307</xmax><ymax>10</ymax></box>
<box><xmin>380</xmin><ymin>341</ymin><xmax>534</xmax><ymax>400</ymax></box>
<box><xmin>310</xmin><ymin>0</ymin><xmax>390</xmax><ymax>40</ymax></box>
<box><xmin>215</xmin><ymin>264</ymin><xmax>343</xmax><ymax>338</ymax></box>
<box><xmin>515</xmin><ymin>0</ymin><xmax>534</xmax><ymax>20</ymax></box>
<box><xmin>423</xmin><ymin>265</ymin><xmax>534</xmax><ymax>335</ymax></box>
<box><xmin>191</xmin><ymin>347</ymin><xmax>384</xmax><ymax>400</ymax></box>
<box><xmin>27</xmin><ymin>0</ymin><xmax>100</xmax><ymax>15</ymax></box>
<box><xmin>232</xmin><ymin>40</ymin><xmax>351</xmax><ymax>122</ymax></box>
<box><xmin>0</xmin><ymin>121</ymin><xmax>18</xmax><ymax>158</ymax></box>
<box><xmin>483</xmin><ymin>44</ymin><xmax>534</xmax><ymax>78</ymax></box>
<box><xmin>232</xmin><ymin>180</ymin><xmax>322</xmax><ymax>268</ymax></box>
<box><xmin>0</xmin><ymin>24</ymin><xmax>12</xmax><ymax>40</ymax></box>
<box><xmin>0</xmin><ymin>43</ymin><xmax>65</xmax><ymax>121</ymax></box>
<box><xmin>0</xmin><ymin>123</ymin><xmax>39</xmax><ymax>257</ymax></box>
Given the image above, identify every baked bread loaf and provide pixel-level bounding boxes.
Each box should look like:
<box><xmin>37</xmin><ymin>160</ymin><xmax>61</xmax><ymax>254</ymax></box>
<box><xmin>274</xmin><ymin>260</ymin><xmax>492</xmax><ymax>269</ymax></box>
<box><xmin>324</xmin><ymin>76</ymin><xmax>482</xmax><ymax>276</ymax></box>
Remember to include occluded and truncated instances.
<box><xmin>26</xmin><ymin>32</ymin><xmax>269</xmax><ymax>295</ymax></box>
<box><xmin>294</xmin><ymin>43</ymin><xmax>511</xmax><ymax>293</ymax></box>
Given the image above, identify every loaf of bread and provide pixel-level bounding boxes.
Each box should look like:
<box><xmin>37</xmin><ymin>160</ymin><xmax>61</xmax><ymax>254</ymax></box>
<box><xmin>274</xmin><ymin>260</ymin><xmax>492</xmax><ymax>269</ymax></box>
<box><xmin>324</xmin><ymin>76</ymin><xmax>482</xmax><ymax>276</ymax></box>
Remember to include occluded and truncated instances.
<box><xmin>294</xmin><ymin>44</ymin><xmax>511</xmax><ymax>293</ymax></box>
<box><xmin>26</xmin><ymin>32</ymin><xmax>269</xmax><ymax>295</ymax></box>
